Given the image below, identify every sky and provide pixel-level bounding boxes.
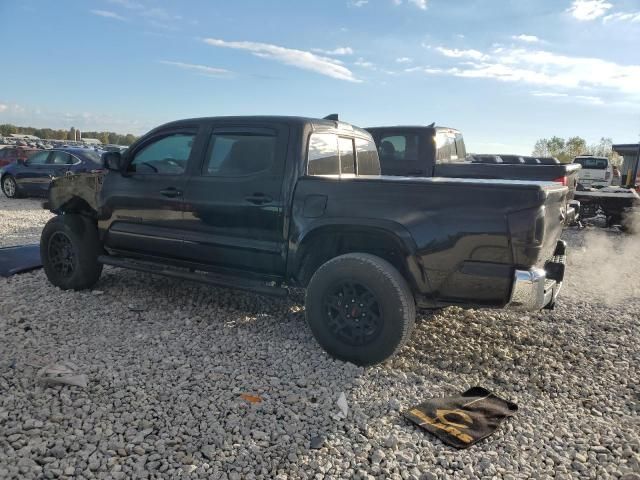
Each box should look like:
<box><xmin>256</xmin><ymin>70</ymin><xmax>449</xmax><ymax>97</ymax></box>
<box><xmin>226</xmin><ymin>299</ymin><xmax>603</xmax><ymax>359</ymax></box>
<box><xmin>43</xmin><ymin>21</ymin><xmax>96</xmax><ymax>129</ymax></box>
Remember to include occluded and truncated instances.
<box><xmin>0</xmin><ymin>0</ymin><xmax>639</xmax><ymax>154</ymax></box>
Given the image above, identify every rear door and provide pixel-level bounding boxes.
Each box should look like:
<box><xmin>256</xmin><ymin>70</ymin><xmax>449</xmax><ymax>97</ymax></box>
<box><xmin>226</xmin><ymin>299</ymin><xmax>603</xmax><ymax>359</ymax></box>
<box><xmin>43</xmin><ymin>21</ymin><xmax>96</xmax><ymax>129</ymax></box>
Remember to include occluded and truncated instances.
<box><xmin>101</xmin><ymin>127</ymin><xmax>202</xmax><ymax>259</ymax></box>
<box><xmin>181</xmin><ymin>123</ymin><xmax>289</xmax><ymax>275</ymax></box>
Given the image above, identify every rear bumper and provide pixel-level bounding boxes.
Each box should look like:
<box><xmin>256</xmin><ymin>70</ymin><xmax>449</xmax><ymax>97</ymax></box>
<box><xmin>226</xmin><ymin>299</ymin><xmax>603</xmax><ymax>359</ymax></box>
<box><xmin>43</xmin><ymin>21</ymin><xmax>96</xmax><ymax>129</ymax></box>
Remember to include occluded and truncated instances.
<box><xmin>507</xmin><ymin>240</ymin><xmax>566</xmax><ymax>311</ymax></box>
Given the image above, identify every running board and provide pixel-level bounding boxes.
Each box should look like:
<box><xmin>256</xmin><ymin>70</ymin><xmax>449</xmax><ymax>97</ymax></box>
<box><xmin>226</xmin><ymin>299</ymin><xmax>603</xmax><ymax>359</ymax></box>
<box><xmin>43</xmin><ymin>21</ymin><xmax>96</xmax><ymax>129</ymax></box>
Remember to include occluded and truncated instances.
<box><xmin>98</xmin><ymin>255</ymin><xmax>288</xmax><ymax>297</ymax></box>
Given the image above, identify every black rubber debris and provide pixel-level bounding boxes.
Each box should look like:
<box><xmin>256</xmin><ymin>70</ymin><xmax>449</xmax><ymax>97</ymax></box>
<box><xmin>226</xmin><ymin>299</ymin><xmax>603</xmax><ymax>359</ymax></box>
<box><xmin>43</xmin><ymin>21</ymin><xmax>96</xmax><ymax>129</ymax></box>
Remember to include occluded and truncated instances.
<box><xmin>403</xmin><ymin>387</ymin><xmax>518</xmax><ymax>449</ymax></box>
<box><xmin>0</xmin><ymin>244</ymin><xmax>42</xmax><ymax>277</ymax></box>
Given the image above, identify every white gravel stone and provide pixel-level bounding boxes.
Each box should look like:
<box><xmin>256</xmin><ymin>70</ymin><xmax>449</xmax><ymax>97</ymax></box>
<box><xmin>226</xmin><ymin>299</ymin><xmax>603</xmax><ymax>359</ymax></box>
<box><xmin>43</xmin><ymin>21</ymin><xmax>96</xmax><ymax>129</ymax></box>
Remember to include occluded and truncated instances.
<box><xmin>1</xmin><ymin>197</ymin><xmax>639</xmax><ymax>479</ymax></box>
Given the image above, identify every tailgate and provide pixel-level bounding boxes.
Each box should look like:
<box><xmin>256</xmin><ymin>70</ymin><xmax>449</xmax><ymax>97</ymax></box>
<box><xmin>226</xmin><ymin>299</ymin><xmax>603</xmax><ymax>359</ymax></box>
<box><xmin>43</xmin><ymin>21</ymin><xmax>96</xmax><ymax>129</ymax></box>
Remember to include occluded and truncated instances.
<box><xmin>508</xmin><ymin>184</ymin><xmax>568</xmax><ymax>268</ymax></box>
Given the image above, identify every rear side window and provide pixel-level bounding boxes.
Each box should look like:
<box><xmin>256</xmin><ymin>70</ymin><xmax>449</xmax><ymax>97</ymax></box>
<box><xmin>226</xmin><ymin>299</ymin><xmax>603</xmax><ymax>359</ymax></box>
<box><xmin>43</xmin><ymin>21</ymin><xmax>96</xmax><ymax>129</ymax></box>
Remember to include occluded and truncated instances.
<box><xmin>378</xmin><ymin>134</ymin><xmax>419</xmax><ymax>163</ymax></box>
<box><xmin>338</xmin><ymin>137</ymin><xmax>355</xmax><ymax>175</ymax></box>
<box><xmin>435</xmin><ymin>130</ymin><xmax>465</xmax><ymax>163</ymax></box>
<box><xmin>574</xmin><ymin>157</ymin><xmax>608</xmax><ymax>169</ymax></box>
<box><xmin>50</xmin><ymin>151</ymin><xmax>74</xmax><ymax>165</ymax></box>
<box><xmin>355</xmin><ymin>137</ymin><xmax>380</xmax><ymax>175</ymax></box>
<box><xmin>204</xmin><ymin>133</ymin><xmax>276</xmax><ymax>176</ymax></box>
<box><xmin>308</xmin><ymin>133</ymin><xmax>339</xmax><ymax>175</ymax></box>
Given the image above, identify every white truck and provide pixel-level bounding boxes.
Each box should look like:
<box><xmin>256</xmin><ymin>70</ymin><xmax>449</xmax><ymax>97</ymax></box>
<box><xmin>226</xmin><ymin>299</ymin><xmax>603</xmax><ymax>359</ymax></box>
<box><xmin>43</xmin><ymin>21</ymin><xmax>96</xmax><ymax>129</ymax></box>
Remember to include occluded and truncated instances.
<box><xmin>573</xmin><ymin>155</ymin><xmax>613</xmax><ymax>189</ymax></box>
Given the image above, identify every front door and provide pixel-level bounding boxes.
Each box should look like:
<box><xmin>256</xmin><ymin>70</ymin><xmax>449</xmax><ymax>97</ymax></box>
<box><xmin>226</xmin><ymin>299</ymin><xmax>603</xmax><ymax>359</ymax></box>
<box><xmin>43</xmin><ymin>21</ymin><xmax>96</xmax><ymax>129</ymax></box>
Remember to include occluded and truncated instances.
<box><xmin>14</xmin><ymin>150</ymin><xmax>51</xmax><ymax>194</ymax></box>
<box><xmin>181</xmin><ymin>124</ymin><xmax>289</xmax><ymax>275</ymax></box>
<box><xmin>100</xmin><ymin>128</ymin><xmax>199</xmax><ymax>259</ymax></box>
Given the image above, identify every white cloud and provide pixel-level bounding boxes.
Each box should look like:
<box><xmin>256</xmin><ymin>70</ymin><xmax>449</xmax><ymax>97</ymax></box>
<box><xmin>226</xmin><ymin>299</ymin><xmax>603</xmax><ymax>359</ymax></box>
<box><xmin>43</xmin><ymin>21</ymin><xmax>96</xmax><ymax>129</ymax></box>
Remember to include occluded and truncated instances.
<box><xmin>396</xmin><ymin>57</ymin><xmax>413</xmax><ymax>63</ymax></box>
<box><xmin>603</xmin><ymin>11</ymin><xmax>640</xmax><ymax>22</ymax></box>
<box><xmin>531</xmin><ymin>91</ymin><xmax>605</xmax><ymax>105</ymax></box>
<box><xmin>568</xmin><ymin>0</ymin><xmax>612</xmax><ymax>21</ymax></box>
<box><xmin>159</xmin><ymin>61</ymin><xmax>231</xmax><ymax>77</ymax></box>
<box><xmin>420</xmin><ymin>45</ymin><xmax>640</xmax><ymax>102</ymax></box>
<box><xmin>350</xmin><ymin>0</ymin><xmax>369</xmax><ymax>6</ymax></box>
<box><xmin>512</xmin><ymin>34</ymin><xmax>540</xmax><ymax>43</ymax></box>
<box><xmin>0</xmin><ymin>104</ymin><xmax>8</xmax><ymax>113</ymax></box>
<box><xmin>408</xmin><ymin>0</ymin><xmax>428</xmax><ymax>9</ymax></box>
<box><xmin>355</xmin><ymin>58</ymin><xmax>375</xmax><ymax>69</ymax></box>
<box><xmin>532</xmin><ymin>92</ymin><xmax>569</xmax><ymax>98</ymax></box>
<box><xmin>433</xmin><ymin>46</ymin><xmax>489</xmax><ymax>61</ymax></box>
<box><xmin>203</xmin><ymin>38</ymin><xmax>361</xmax><ymax>83</ymax></box>
<box><xmin>312</xmin><ymin>47</ymin><xmax>354</xmax><ymax>56</ymax></box>
<box><xmin>90</xmin><ymin>9</ymin><xmax>128</xmax><ymax>21</ymax></box>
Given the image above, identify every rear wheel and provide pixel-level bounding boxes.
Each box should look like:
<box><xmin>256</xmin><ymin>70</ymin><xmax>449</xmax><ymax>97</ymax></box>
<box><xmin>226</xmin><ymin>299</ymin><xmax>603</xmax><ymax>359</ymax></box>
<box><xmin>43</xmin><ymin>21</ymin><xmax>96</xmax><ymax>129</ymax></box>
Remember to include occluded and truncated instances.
<box><xmin>2</xmin><ymin>175</ymin><xmax>19</xmax><ymax>198</ymax></box>
<box><xmin>305</xmin><ymin>253</ymin><xmax>416</xmax><ymax>366</ymax></box>
<box><xmin>40</xmin><ymin>215</ymin><xmax>103</xmax><ymax>290</ymax></box>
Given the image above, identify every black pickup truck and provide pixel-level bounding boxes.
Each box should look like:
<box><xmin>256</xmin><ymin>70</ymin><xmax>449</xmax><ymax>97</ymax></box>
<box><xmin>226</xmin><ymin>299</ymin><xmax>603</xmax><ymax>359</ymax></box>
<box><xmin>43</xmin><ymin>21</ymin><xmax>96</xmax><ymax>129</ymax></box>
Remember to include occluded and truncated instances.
<box><xmin>42</xmin><ymin>116</ymin><xmax>568</xmax><ymax>365</ymax></box>
<box><xmin>367</xmin><ymin>125</ymin><xmax>581</xmax><ymax>224</ymax></box>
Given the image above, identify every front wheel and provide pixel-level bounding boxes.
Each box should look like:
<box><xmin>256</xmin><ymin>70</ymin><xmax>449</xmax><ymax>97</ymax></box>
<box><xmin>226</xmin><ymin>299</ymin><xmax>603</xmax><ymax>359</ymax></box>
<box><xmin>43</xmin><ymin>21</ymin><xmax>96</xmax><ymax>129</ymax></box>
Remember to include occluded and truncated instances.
<box><xmin>2</xmin><ymin>175</ymin><xmax>19</xmax><ymax>198</ymax></box>
<box><xmin>305</xmin><ymin>253</ymin><xmax>416</xmax><ymax>366</ymax></box>
<box><xmin>40</xmin><ymin>215</ymin><xmax>103</xmax><ymax>290</ymax></box>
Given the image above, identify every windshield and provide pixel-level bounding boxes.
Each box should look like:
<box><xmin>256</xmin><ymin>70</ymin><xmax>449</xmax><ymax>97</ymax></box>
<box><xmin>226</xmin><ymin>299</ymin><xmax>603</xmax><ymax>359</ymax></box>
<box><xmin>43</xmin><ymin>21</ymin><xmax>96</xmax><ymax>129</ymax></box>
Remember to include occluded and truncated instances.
<box><xmin>574</xmin><ymin>157</ymin><xmax>608</xmax><ymax>169</ymax></box>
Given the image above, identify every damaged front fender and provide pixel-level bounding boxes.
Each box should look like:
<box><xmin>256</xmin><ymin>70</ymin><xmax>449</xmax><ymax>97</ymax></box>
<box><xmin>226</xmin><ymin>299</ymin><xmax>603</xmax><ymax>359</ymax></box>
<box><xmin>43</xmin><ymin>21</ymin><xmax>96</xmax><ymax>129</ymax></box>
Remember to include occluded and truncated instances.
<box><xmin>45</xmin><ymin>172</ymin><xmax>105</xmax><ymax>216</ymax></box>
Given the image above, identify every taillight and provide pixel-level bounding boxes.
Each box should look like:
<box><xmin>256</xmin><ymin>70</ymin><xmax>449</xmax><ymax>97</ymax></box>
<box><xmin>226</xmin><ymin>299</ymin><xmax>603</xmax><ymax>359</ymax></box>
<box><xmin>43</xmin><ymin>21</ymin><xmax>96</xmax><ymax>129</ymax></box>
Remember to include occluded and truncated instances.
<box><xmin>553</xmin><ymin>176</ymin><xmax>568</xmax><ymax>186</ymax></box>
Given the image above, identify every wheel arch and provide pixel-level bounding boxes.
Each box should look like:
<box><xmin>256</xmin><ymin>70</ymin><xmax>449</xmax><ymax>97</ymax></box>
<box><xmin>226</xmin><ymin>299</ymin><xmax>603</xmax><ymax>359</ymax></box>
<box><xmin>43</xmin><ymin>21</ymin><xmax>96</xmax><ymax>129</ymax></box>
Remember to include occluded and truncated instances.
<box><xmin>289</xmin><ymin>220</ymin><xmax>427</xmax><ymax>292</ymax></box>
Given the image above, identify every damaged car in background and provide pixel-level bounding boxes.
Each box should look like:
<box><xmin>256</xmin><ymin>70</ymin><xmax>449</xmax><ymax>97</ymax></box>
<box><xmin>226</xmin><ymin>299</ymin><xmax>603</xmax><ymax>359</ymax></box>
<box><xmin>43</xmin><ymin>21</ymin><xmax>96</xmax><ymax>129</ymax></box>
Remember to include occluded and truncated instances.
<box><xmin>41</xmin><ymin>115</ymin><xmax>569</xmax><ymax>365</ymax></box>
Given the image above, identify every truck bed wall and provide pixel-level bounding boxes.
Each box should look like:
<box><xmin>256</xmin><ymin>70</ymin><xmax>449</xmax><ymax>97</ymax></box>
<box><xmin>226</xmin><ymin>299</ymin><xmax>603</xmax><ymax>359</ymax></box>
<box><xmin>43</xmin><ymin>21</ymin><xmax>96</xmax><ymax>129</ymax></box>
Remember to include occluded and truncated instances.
<box><xmin>291</xmin><ymin>175</ymin><xmax>560</xmax><ymax>305</ymax></box>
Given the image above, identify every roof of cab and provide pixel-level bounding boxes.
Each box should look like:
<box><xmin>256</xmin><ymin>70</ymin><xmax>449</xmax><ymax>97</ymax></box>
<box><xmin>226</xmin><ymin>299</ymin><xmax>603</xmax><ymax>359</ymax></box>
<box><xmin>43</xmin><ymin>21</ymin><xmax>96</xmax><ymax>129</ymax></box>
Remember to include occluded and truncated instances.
<box><xmin>150</xmin><ymin>115</ymin><xmax>372</xmax><ymax>137</ymax></box>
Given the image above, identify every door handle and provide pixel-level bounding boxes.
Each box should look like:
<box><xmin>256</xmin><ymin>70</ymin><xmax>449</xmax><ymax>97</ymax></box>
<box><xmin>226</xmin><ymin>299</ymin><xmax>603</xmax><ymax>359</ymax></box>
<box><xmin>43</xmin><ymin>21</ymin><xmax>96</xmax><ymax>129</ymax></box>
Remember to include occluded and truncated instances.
<box><xmin>160</xmin><ymin>188</ymin><xmax>182</xmax><ymax>198</ymax></box>
<box><xmin>245</xmin><ymin>193</ymin><xmax>273</xmax><ymax>205</ymax></box>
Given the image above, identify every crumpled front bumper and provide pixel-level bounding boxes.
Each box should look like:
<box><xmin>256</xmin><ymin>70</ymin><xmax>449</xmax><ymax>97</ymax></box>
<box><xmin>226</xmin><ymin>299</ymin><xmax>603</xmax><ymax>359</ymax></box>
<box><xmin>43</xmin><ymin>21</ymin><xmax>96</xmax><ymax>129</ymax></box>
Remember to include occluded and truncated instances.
<box><xmin>507</xmin><ymin>240</ymin><xmax>567</xmax><ymax>311</ymax></box>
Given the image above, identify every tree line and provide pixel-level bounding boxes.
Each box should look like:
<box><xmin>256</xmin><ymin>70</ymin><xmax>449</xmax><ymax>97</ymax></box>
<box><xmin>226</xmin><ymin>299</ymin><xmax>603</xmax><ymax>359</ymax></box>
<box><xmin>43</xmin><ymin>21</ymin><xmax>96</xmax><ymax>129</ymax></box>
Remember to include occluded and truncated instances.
<box><xmin>0</xmin><ymin>124</ymin><xmax>138</xmax><ymax>146</ymax></box>
<box><xmin>532</xmin><ymin>136</ymin><xmax>621</xmax><ymax>165</ymax></box>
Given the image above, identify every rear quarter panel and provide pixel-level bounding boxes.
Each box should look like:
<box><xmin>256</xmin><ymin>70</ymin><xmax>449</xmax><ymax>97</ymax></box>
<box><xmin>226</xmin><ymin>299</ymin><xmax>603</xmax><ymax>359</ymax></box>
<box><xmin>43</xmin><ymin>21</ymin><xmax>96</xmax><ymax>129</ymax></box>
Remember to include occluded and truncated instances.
<box><xmin>291</xmin><ymin>175</ymin><xmax>553</xmax><ymax>304</ymax></box>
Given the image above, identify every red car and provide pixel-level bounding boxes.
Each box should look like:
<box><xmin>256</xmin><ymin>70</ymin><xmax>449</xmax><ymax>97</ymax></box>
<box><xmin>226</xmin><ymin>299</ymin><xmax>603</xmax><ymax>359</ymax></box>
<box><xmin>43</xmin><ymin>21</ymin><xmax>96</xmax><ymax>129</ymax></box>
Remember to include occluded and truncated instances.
<box><xmin>0</xmin><ymin>147</ymin><xmax>40</xmax><ymax>168</ymax></box>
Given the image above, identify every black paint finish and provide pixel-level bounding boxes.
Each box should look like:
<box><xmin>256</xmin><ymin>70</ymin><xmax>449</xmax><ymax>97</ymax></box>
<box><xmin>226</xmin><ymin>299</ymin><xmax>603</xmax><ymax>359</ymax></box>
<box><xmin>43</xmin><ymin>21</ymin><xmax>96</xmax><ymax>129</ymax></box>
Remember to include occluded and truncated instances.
<box><xmin>46</xmin><ymin>116</ymin><xmax>568</xmax><ymax>308</ymax></box>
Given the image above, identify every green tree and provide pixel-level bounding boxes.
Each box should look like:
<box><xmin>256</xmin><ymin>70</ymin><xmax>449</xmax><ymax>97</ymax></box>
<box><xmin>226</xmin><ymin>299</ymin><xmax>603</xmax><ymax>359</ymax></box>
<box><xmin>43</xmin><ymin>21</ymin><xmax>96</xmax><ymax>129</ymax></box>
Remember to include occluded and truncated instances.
<box><xmin>99</xmin><ymin>132</ymin><xmax>110</xmax><ymax>144</ymax></box>
<box><xmin>0</xmin><ymin>124</ymin><xmax>17</xmax><ymax>136</ymax></box>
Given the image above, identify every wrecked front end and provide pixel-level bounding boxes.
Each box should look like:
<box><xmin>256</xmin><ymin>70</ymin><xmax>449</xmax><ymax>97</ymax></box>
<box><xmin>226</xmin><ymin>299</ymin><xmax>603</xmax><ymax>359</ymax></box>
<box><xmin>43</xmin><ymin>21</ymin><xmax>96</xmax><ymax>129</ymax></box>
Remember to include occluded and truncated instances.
<box><xmin>43</xmin><ymin>172</ymin><xmax>105</xmax><ymax>215</ymax></box>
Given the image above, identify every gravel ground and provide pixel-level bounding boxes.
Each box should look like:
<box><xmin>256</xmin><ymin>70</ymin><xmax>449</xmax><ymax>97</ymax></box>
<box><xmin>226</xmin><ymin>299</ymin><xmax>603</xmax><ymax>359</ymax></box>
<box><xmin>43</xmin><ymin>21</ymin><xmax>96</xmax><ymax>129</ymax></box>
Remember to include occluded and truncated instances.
<box><xmin>1</xmin><ymin>198</ymin><xmax>639</xmax><ymax>479</ymax></box>
<box><xmin>0</xmin><ymin>196</ymin><xmax>53</xmax><ymax>247</ymax></box>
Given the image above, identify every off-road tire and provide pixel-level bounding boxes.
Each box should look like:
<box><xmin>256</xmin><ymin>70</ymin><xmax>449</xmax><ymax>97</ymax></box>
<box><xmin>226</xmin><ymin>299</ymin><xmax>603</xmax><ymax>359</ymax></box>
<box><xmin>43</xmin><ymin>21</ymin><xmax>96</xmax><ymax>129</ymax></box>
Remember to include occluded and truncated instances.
<box><xmin>2</xmin><ymin>175</ymin><xmax>20</xmax><ymax>198</ymax></box>
<box><xmin>305</xmin><ymin>253</ymin><xmax>416</xmax><ymax>366</ymax></box>
<box><xmin>40</xmin><ymin>215</ymin><xmax>103</xmax><ymax>290</ymax></box>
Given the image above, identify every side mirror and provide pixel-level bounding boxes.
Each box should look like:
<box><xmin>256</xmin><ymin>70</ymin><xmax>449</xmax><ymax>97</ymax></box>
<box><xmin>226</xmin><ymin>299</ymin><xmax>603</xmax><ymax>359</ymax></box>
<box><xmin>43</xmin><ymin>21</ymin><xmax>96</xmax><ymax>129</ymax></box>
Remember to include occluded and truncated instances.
<box><xmin>102</xmin><ymin>151</ymin><xmax>123</xmax><ymax>172</ymax></box>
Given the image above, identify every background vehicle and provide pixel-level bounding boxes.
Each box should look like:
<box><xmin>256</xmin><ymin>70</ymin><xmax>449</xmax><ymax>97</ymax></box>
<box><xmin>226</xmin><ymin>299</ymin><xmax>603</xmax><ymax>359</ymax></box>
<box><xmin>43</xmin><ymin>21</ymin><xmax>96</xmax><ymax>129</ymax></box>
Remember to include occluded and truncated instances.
<box><xmin>366</xmin><ymin>125</ymin><xmax>581</xmax><ymax>224</ymax></box>
<box><xmin>42</xmin><ymin>116</ymin><xmax>568</xmax><ymax>366</ymax></box>
<box><xmin>1</xmin><ymin>147</ymin><xmax>103</xmax><ymax>198</ymax></box>
<box><xmin>573</xmin><ymin>155</ymin><xmax>613</xmax><ymax>189</ymax></box>
<box><xmin>0</xmin><ymin>146</ymin><xmax>40</xmax><ymax>168</ymax></box>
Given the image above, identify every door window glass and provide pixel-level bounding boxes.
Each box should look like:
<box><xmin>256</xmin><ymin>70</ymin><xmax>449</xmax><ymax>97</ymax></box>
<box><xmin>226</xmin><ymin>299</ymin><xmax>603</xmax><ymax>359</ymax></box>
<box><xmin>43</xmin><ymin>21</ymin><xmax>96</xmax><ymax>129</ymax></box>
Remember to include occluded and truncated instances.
<box><xmin>308</xmin><ymin>133</ymin><xmax>339</xmax><ymax>175</ymax></box>
<box><xmin>129</xmin><ymin>133</ymin><xmax>194</xmax><ymax>174</ymax></box>
<box><xmin>27</xmin><ymin>151</ymin><xmax>49</xmax><ymax>165</ymax></box>
<box><xmin>378</xmin><ymin>134</ymin><xmax>419</xmax><ymax>163</ymax></box>
<box><xmin>204</xmin><ymin>133</ymin><xmax>276</xmax><ymax>176</ymax></box>
<box><xmin>338</xmin><ymin>137</ymin><xmax>355</xmax><ymax>175</ymax></box>
<box><xmin>355</xmin><ymin>137</ymin><xmax>381</xmax><ymax>175</ymax></box>
<box><xmin>50</xmin><ymin>151</ymin><xmax>74</xmax><ymax>165</ymax></box>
